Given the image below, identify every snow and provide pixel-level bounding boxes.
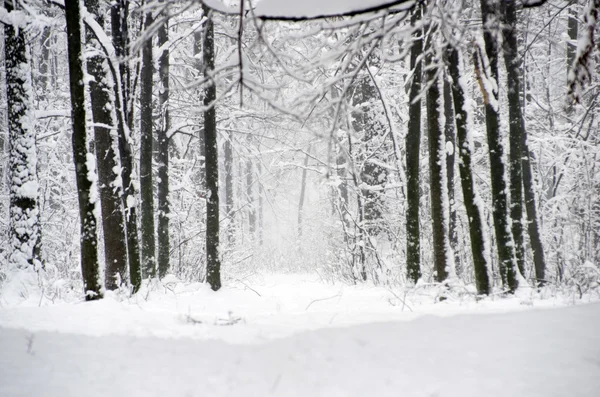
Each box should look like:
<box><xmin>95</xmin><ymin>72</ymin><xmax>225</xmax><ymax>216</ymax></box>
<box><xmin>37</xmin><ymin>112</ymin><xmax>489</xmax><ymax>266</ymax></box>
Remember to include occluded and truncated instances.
<box><xmin>204</xmin><ymin>0</ymin><xmax>415</xmax><ymax>19</ymax></box>
<box><xmin>0</xmin><ymin>274</ymin><xmax>599</xmax><ymax>396</ymax></box>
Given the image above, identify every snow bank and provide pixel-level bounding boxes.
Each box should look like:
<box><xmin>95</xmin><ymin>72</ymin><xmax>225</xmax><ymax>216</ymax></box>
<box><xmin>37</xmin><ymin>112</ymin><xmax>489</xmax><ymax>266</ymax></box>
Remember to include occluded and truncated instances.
<box><xmin>1</xmin><ymin>301</ymin><xmax>598</xmax><ymax>396</ymax></box>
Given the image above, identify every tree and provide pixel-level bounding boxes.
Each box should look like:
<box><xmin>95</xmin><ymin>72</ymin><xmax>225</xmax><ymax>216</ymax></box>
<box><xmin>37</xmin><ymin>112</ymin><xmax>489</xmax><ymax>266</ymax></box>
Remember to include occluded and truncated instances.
<box><xmin>426</xmin><ymin>39</ymin><xmax>452</xmax><ymax>283</ymax></box>
<box><xmin>443</xmin><ymin>69</ymin><xmax>460</xmax><ymax>273</ymax></box>
<box><xmin>447</xmin><ymin>45</ymin><xmax>491</xmax><ymax>295</ymax></box>
<box><xmin>478</xmin><ymin>0</ymin><xmax>518</xmax><ymax>292</ymax></box>
<box><xmin>157</xmin><ymin>3</ymin><xmax>171</xmax><ymax>279</ymax></box>
<box><xmin>4</xmin><ymin>0</ymin><xmax>42</xmax><ymax>270</ymax></box>
<box><xmin>501</xmin><ymin>0</ymin><xmax>526</xmax><ymax>278</ymax></box>
<box><xmin>405</xmin><ymin>5</ymin><xmax>423</xmax><ymax>284</ymax></box>
<box><xmin>140</xmin><ymin>8</ymin><xmax>156</xmax><ymax>278</ymax></box>
<box><xmin>85</xmin><ymin>0</ymin><xmax>128</xmax><ymax>290</ymax></box>
<box><xmin>501</xmin><ymin>0</ymin><xmax>546</xmax><ymax>285</ymax></box>
<box><xmin>111</xmin><ymin>0</ymin><xmax>142</xmax><ymax>291</ymax></box>
<box><xmin>203</xmin><ymin>5</ymin><xmax>222</xmax><ymax>291</ymax></box>
<box><xmin>64</xmin><ymin>0</ymin><xmax>102</xmax><ymax>300</ymax></box>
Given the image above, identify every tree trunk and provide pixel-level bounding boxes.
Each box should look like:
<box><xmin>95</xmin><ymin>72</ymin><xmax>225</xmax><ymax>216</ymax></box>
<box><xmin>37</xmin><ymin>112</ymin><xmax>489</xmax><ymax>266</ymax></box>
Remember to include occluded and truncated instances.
<box><xmin>64</xmin><ymin>0</ymin><xmax>102</xmax><ymax>300</ymax></box>
<box><xmin>479</xmin><ymin>0</ymin><xmax>518</xmax><ymax>292</ymax></box>
<box><xmin>140</xmin><ymin>10</ymin><xmax>156</xmax><ymax>278</ymax></box>
<box><xmin>257</xmin><ymin>160</ymin><xmax>264</xmax><ymax>246</ymax></box>
<box><xmin>447</xmin><ymin>46</ymin><xmax>491</xmax><ymax>295</ymax></box>
<box><xmin>426</xmin><ymin>49</ymin><xmax>451</xmax><ymax>283</ymax></box>
<box><xmin>224</xmin><ymin>133</ymin><xmax>234</xmax><ymax>244</ymax></box>
<box><xmin>86</xmin><ymin>0</ymin><xmax>128</xmax><ymax>290</ymax></box>
<box><xmin>405</xmin><ymin>6</ymin><xmax>423</xmax><ymax>284</ymax></box>
<box><xmin>203</xmin><ymin>5</ymin><xmax>222</xmax><ymax>291</ymax></box>
<box><xmin>443</xmin><ymin>70</ymin><xmax>460</xmax><ymax>274</ymax></box>
<box><xmin>39</xmin><ymin>26</ymin><xmax>51</xmax><ymax>93</ymax></box>
<box><xmin>157</xmin><ymin>4</ymin><xmax>170</xmax><ymax>279</ymax></box>
<box><xmin>5</xmin><ymin>1</ymin><xmax>42</xmax><ymax>270</ymax></box>
<box><xmin>193</xmin><ymin>29</ymin><xmax>206</xmax><ymax>188</ymax></box>
<box><xmin>501</xmin><ymin>0</ymin><xmax>526</xmax><ymax>279</ymax></box>
<box><xmin>247</xmin><ymin>157</ymin><xmax>256</xmax><ymax>237</ymax></box>
<box><xmin>567</xmin><ymin>5</ymin><xmax>578</xmax><ymax>78</ymax></box>
<box><xmin>111</xmin><ymin>0</ymin><xmax>141</xmax><ymax>292</ymax></box>
<box><xmin>297</xmin><ymin>150</ymin><xmax>310</xmax><ymax>238</ymax></box>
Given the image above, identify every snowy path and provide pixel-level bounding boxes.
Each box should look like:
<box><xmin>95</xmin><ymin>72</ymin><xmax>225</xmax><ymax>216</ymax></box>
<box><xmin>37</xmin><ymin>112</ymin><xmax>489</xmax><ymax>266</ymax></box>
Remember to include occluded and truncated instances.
<box><xmin>1</xmin><ymin>303</ymin><xmax>599</xmax><ymax>397</ymax></box>
<box><xmin>1</xmin><ymin>274</ymin><xmax>599</xmax><ymax>396</ymax></box>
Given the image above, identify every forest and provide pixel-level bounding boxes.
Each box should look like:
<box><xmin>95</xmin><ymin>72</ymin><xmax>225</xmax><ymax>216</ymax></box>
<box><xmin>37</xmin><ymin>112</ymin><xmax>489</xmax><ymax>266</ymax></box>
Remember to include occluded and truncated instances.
<box><xmin>2</xmin><ymin>0</ymin><xmax>599</xmax><ymax>300</ymax></box>
<box><xmin>1</xmin><ymin>0</ymin><xmax>600</xmax><ymax>395</ymax></box>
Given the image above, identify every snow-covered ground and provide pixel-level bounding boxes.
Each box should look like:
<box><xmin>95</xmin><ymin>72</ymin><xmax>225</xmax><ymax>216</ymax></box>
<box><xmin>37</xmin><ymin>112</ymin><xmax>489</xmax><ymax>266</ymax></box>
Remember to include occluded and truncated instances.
<box><xmin>1</xmin><ymin>273</ymin><xmax>599</xmax><ymax>396</ymax></box>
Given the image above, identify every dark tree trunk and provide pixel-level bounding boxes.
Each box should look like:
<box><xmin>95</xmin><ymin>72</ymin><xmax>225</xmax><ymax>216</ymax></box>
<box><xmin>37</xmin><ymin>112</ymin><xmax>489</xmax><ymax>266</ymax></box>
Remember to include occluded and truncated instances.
<box><xmin>443</xmin><ymin>70</ymin><xmax>460</xmax><ymax>274</ymax></box>
<box><xmin>193</xmin><ymin>30</ymin><xmax>206</xmax><ymax>188</ymax></box>
<box><xmin>405</xmin><ymin>6</ymin><xmax>423</xmax><ymax>284</ymax></box>
<box><xmin>64</xmin><ymin>0</ymin><xmax>102</xmax><ymax>300</ymax></box>
<box><xmin>203</xmin><ymin>5</ymin><xmax>222</xmax><ymax>291</ymax></box>
<box><xmin>479</xmin><ymin>0</ymin><xmax>518</xmax><ymax>292</ymax></box>
<box><xmin>157</xmin><ymin>4</ymin><xmax>170</xmax><ymax>279</ymax></box>
<box><xmin>5</xmin><ymin>0</ymin><xmax>42</xmax><ymax>270</ymax></box>
<box><xmin>501</xmin><ymin>0</ymin><xmax>526</xmax><ymax>279</ymax></box>
<box><xmin>111</xmin><ymin>0</ymin><xmax>141</xmax><ymax>292</ymax></box>
<box><xmin>567</xmin><ymin>5</ymin><xmax>578</xmax><ymax>78</ymax></box>
<box><xmin>447</xmin><ymin>46</ymin><xmax>491</xmax><ymax>295</ymax></box>
<box><xmin>426</xmin><ymin>51</ymin><xmax>450</xmax><ymax>283</ymax></box>
<box><xmin>85</xmin><ymin>0</ymin><xmax>128</xmax><ymax>290</ymax></box>
<box><xmin>140</xmin><ymin>10</ymin><xmax>156</xmax><ymax>278</ymax></box>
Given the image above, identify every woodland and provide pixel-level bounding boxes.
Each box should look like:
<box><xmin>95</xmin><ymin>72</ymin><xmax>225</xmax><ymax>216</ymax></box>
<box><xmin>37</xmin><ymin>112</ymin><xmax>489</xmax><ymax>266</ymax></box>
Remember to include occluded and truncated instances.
<box><xmin>1</xmin><ymin>0</ymin><xmax>600</xmax><ymax>302</ymax></box>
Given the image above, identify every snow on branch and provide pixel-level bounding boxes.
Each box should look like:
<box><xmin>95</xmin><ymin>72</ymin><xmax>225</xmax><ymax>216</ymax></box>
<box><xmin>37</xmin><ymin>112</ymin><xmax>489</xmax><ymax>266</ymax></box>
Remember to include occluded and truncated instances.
<box><xmin>201</xmin><ymin>0</ymin><xmax>418</xmax><ymax>21</ymax></box>
<box><xmin>568</xmin><ymin>0</ymin><xmax>600</xmax><ymax>104</ymax></box>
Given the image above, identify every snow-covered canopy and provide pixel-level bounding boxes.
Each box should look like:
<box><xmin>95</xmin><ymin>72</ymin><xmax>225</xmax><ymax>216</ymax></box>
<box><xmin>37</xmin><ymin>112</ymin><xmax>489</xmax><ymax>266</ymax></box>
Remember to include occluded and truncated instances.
<box><xmin>203</xmin><ymin>0</ymin><xmax>416</xmax><ymax>20</ymax></box>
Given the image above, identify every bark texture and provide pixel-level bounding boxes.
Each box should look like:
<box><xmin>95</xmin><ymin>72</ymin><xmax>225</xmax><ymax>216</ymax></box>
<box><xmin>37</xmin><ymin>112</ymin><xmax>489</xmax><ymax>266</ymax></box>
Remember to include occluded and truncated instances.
<box><xmin>157</xmin><ymin>5</ymin><xmax>171</xmax><ymax>278</ymax></box>
<box><xmin>203</xmin><ymin>6</ymin><xmax>222</xmax><ymax>291</ymax></box>
<box><xmin>65</xmin><ymin>0</ymin><xmax>102</xmax><ymax>300</ymax></box>
<box><xmin>405</xmin><ymin>6</ymin><xmax>423</xmax><ymax>284</ymax></box>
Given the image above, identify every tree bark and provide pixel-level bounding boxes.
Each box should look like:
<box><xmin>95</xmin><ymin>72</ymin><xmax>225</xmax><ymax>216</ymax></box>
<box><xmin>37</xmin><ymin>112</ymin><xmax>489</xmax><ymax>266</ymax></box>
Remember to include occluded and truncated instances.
<box><xmin>64</xmin><ymin>0</ymin><xmax>102</xmax><ymax>300</ymax></box>
<box><xmin>443</xmin><ymin>70</ymin><xmax>460</xmax><ymax>274</ymax></box>
<box><xmin>140</xmin><ymin>10</ymin><xmax>156</xmax><ymax>278</ymax></box>
<box><xmin>85</xmin><ymin>0</ymin><xmax>128</xmax><ymax>290</ymax></box>
<box><xmin>479</xmin><ymin>0</ymin><xmax>518</xmax><ymax>292</ymax></box>
<box><xmin>447</xmin><ymin>46</ymin><xmax>491</xmax><ymax>295</ymax></box>
<box><xmin>426</xmin><ymin>50</ymin><xmax>451</xmax><ymax>283</ymax></box>
<box><xmin>203</xmin><ymin>5</ymin><xmax>222</xmax><ymax>291</ymax></box>
<box><xmin>111</xmin><ymin>0</ymin><xmax>141</xmax><ymax>292</ymax></box>
<box><xmin>405</xmin><ymin>6</ymin><xmax>423</xmax><ymax>284</ymax></box>
<box><xmin>501</xmin><ymin>0</ymin><xmax>526</xmax><ymax>279</ymax></box>
<box><xmin>5</xmin><ymin>0</ymin><xmax>42</xmax><ymax>270</ymax></box>
<box><xmin>157</xmin><ymin>4</ymin><xmax>170</xmax><ymax>279</ymax></box>
<box><xmin>224</xmin><ymin>133</ymin><xmax>234</xmax><ymax>244</ymax></box>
